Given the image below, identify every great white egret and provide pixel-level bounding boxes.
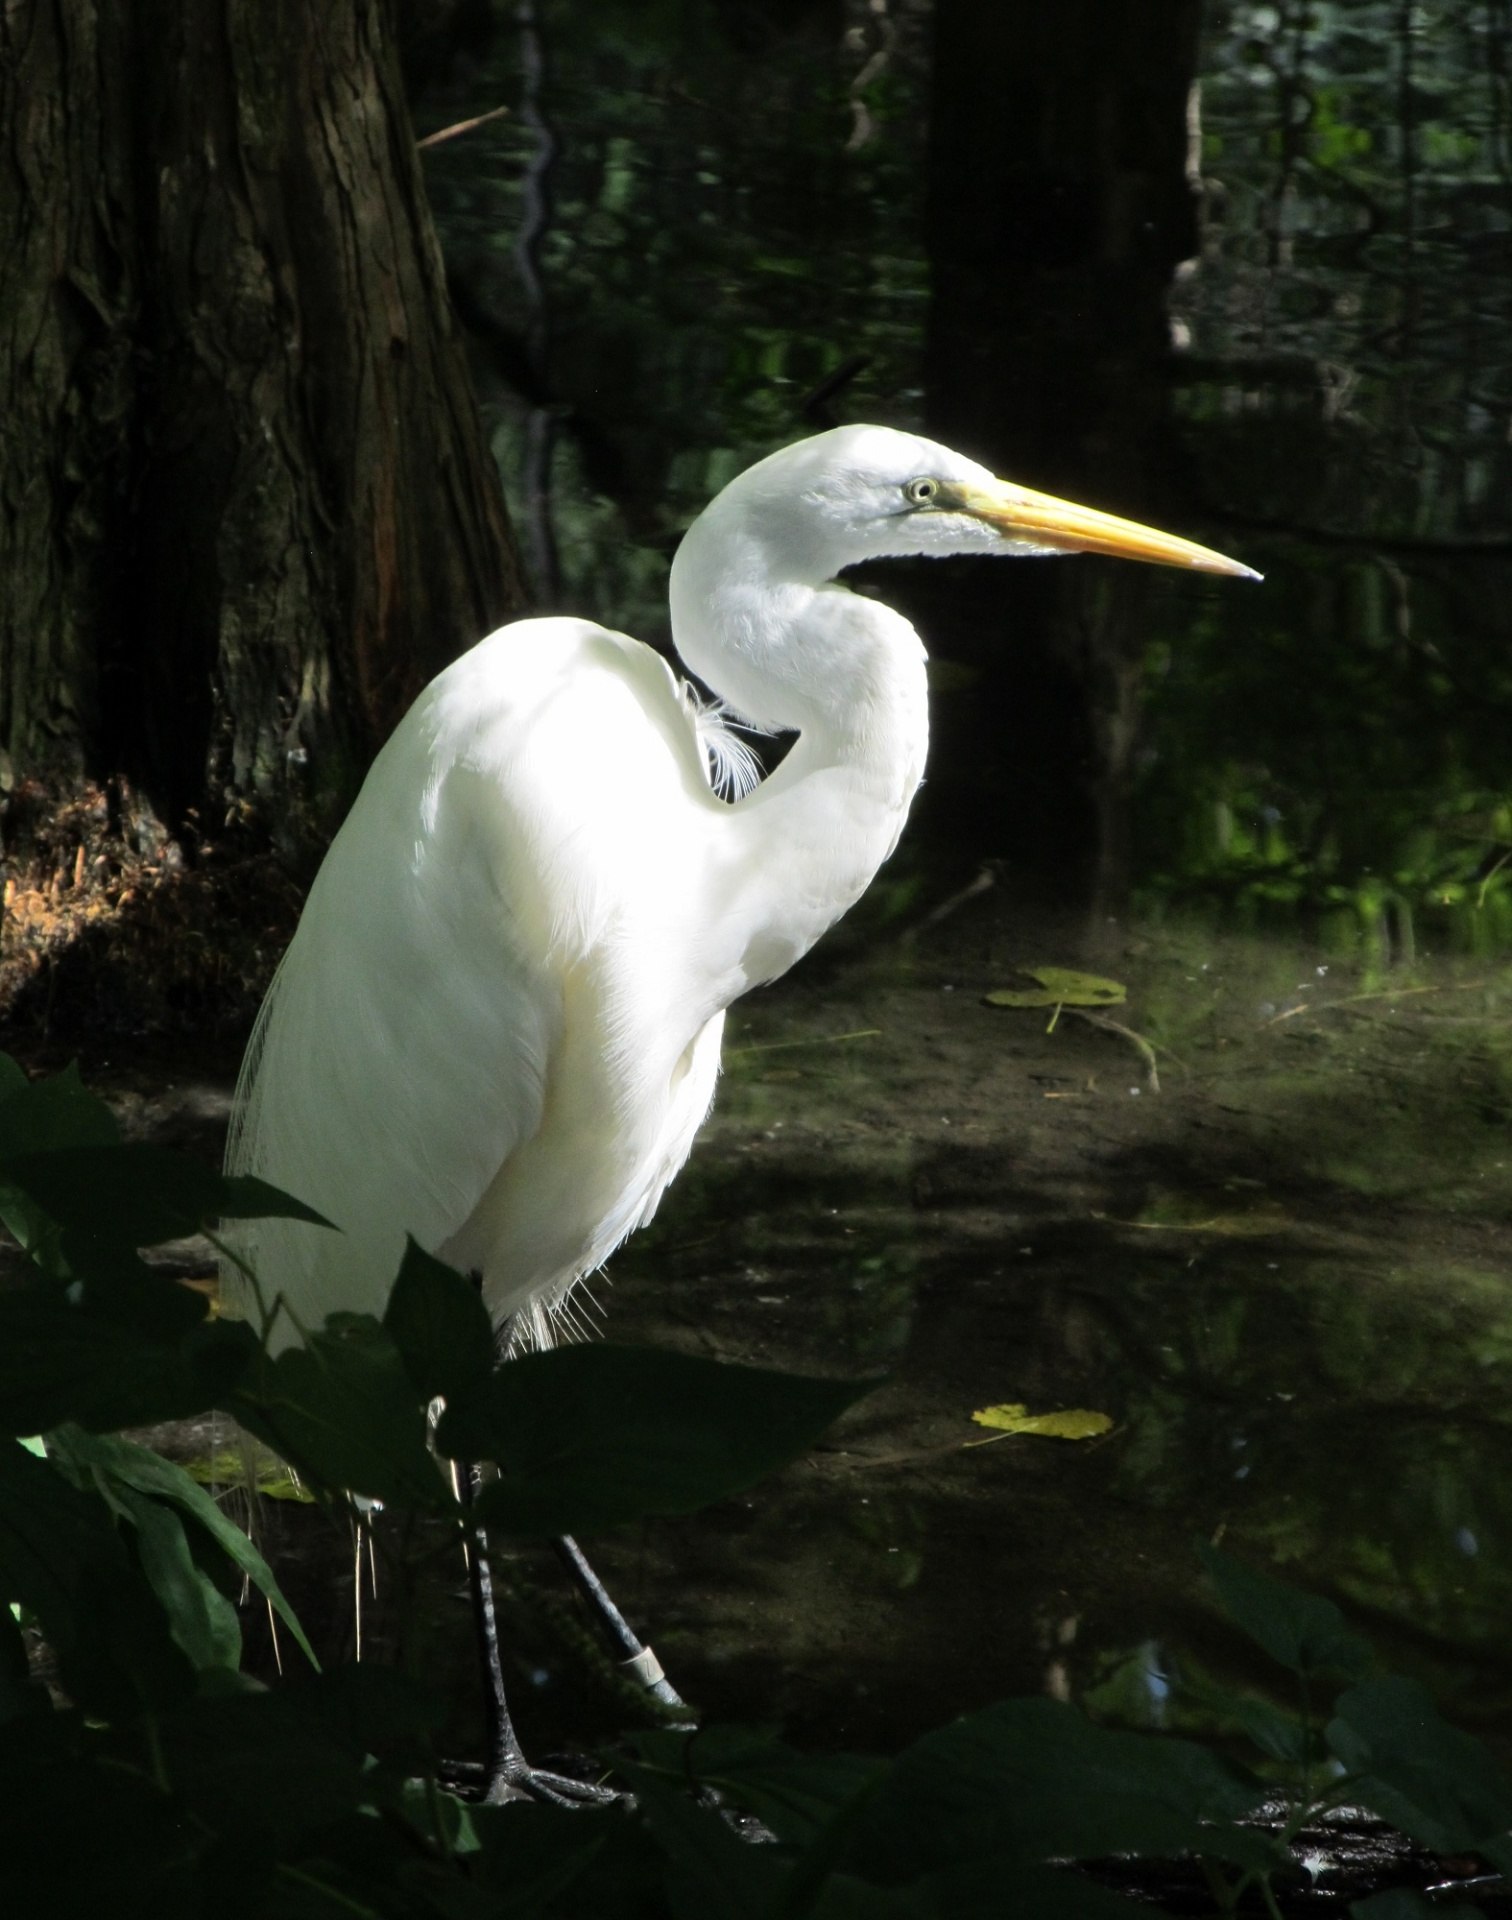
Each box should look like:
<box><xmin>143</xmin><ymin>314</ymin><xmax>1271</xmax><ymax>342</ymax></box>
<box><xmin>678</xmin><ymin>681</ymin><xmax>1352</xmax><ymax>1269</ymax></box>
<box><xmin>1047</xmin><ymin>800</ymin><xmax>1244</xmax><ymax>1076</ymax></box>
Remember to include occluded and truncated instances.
<box><xmin>227</xmin><ymin>424</ymin><xmax>1254</xmax><ymax>1345</ymax></box>
<box><xmin>224</xmin><ymin>423</ymin><xmax>1256</xmax><ymax>1792</ymax></box>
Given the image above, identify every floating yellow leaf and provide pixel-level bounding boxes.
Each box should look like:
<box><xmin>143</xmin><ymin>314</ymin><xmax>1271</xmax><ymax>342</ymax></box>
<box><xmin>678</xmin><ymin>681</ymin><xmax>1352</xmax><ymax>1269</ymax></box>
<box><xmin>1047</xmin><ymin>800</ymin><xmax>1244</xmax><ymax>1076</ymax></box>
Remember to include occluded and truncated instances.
<box><xmin>984</xmin><ymin>967</ymin><xmax>1127</xmax><ymax>1009</ymax></box>
<box><xmin>972</xmin><ymin>1402</ymin><xmax>1114</xmax><ymax>1440</ymax></box>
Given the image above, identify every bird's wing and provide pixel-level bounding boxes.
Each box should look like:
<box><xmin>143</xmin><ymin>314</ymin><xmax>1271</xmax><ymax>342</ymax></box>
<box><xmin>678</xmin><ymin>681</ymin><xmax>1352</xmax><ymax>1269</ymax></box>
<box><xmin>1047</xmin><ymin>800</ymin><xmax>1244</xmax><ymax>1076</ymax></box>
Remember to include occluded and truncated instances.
<box><xmin>224</xmin><ymin>618</ymin><xmax>721</xmax><ymax>1347</ymax></box>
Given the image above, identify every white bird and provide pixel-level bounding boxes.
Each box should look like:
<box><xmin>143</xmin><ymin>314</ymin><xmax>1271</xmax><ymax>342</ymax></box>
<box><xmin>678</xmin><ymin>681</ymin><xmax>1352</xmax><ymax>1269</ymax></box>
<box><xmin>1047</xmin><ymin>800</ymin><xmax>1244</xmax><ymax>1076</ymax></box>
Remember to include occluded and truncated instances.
<box><xmin>225</xmin><ymin>424</ymin><xmax>1256</xmax><ymax>1351</ymax></box>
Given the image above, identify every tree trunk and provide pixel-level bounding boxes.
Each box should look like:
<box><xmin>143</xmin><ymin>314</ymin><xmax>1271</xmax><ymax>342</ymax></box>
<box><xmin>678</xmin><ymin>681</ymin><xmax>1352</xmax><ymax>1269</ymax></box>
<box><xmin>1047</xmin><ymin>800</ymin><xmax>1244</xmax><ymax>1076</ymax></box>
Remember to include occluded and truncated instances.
<box><xmin>0</xmin><ymin>0</ymin><xmax>523</xmax><ymax>856</ymax></box>
<box><xmin>916</xmin><ymin>0</ymin><xmax>1205</xmax><ymax>905</ymax></box>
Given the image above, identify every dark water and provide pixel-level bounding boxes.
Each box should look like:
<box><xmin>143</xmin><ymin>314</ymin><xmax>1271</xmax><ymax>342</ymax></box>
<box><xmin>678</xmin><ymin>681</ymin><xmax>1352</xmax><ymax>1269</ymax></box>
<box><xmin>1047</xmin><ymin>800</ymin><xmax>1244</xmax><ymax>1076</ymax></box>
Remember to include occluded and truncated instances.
<box><xmin>406</xmin><ymin>0</ymin><xmax>1512</xmax><ymax>1764</ymax></box>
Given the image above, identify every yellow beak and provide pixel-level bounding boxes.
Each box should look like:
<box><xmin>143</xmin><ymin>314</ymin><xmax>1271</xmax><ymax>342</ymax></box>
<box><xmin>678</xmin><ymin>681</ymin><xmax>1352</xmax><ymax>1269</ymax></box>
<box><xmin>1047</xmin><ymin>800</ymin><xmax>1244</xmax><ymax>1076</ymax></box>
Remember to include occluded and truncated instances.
<box><xmin>957</xmin><ymin>479</ymin><xmax>1261</xmax><ymax>582</ymax></box>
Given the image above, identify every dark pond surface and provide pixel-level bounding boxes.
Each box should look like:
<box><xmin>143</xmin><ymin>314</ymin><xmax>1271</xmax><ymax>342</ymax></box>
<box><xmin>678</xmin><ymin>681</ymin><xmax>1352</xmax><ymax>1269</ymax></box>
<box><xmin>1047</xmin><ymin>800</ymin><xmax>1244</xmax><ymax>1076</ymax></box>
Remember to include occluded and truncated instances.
<box><xmin>323</xmin><ymin>0</ymin><xmax>1512</xmax><ymax>1770</ymax></box>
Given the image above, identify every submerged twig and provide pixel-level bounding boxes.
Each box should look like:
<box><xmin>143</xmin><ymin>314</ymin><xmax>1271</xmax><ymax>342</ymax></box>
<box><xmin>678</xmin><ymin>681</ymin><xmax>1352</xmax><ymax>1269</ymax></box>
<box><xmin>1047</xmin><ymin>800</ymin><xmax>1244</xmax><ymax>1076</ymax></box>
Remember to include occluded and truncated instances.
<box><xmin>728</xmin><ymin>1027</ymin><xmax>881</xmax><ymax>1059</ymax></box>
<box><xmin>905</xmin><ymin>862</ymin><xmax>999</xmax><ymax>943</ymax></box>
<box><xmin>1262</xmin><ymin>980</ymin><xmax>1486</xmax><ymax>1028</ymax></box>
<box><xmin>1063</xmin><ymin>1009</ymin><xmax>1163</xmax><ymax>1092</ymax></box>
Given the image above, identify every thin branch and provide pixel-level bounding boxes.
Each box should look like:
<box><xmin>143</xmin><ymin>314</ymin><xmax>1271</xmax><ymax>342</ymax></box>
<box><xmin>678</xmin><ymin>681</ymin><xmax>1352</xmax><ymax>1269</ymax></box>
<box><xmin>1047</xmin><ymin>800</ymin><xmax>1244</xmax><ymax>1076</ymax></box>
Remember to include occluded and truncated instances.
<box><xmin>1261</xmin><ymin>980</ymin><xmax>1486</xmax><ymax>1028</ymax></box>
<box><xmin>417</xmin><ymin>106</ymin><xmax>510</xmax><ymax>151</ymax></box>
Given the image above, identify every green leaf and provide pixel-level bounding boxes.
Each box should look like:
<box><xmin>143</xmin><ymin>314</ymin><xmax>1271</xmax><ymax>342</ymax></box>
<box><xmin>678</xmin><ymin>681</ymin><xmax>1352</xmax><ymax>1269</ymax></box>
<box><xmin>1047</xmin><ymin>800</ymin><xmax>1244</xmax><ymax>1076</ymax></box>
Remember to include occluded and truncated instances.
<box><xmin>42</xmin><ymin>1426</ymin><xmax>316</xmax><ymax>1667</ymax></box>
<box><xmin>1177</xmin><ymin>1667</ymin><xmax>1310</xmax><ymax>1766</ymax></box>
<box><xmin>0</xmin><ymin>1606</ymin><xmax>40</xmax><ymax>1724</ymax></box>
<box><xmin>0</xmin><ymin>1437</ymin><xmax>196</xmax><ymax>1720</ymax></box>
<box><xmin>0</xmin><ymin>1713</ymin><xmax>203</xmax><ymax>1919</ymax></box>
<box><xmin>971</xmin><ymin>1402</ymin><xmax>1113</xmax><ymax>1439</ymax></box>
<box><xmin>984</xmin><ymin>967</ymin><xmax>1127</xmax><ymax>1009</ymax></box>
<box><xmin>1200</xmin><ymin>1541</ymin><xmax>1372</xmax><ymax>1679</ymax></box>
<box><xmin>116</xmin><ymin>1482</ymin><xmax>242</xmax><ymax>1672</ymax></box>
<box><xmin>614</xmin><ymin>1756</ymin><xmax>788</xmax><ymax>1920</ymax></box>
<box><xmin>1349</xmin><ymin>1893</ymin><xmax>1485</xmax><ymax>1919</ymax></box>
<box><xmin>0</xmin><ymin>1054</ymin><xmax>27</xmax><ymax>1103</ymax></box>
<box><xmin>468</xmin><ymin>1800</ymin><xmax>660</xmax><ymax>1917</ymax></box>
<box><xmin>0</xmin><ymin>1279</ymin><xmax>258</xmax><ymax>1434</ymax></box>
<box><xmin>629</xmin><ymin>1724</ymin><xmax>892</xmax><ymax>1918</ymax></box>
<box><xmin>444</xmin><ymin>1345</ymin><xmax>872</xmax><ymax>1537</ymax></box>
<box><xmin>909</xmin><ymin>1860</ymin><xmax>1159</xmax><ymax>1918</ymax></box>
<box><xmin>803</xmin><ymin>1879</ymin><xmax>927</xmax><ymax>1918</ymax></box>
<box><xmin>628</xmin><ymin>1724</ymin><xmax>885</xmax><ymax>1849</ymax></box>
<box><xmin>839</xmin><ymin>1697</ymin><xmax>1270</xmax><ymax>1885</ymax></box>
<box><xmin>230</xmin><ymin>1315</ymin><xmax>454</xmax><ymax>1512</ymax></box>
<box><xmin>0</xmin><ymin>1064</ymin><xmax>121</xmax><ymax>1256</ymax></box>
<box><xmin>1328</xmin><ymin>1676</ymin><xmax>1512</xmax><ymax>1870</ymax></box>
<box><xmin>383</xmin><ymin>1239</ymin><xmax>498</xmax><ymax>1405</ymax></box>
<box><xmin>0</xmin><ymin>1144</ymin><xmax>328</xmax><ymax>1251</ymax></box>
<box><xmin>0</xmin><ymin>1061</ymin><xmax>119</xmax><ymax>1157</ymax></box>
<box><xmin>287</xmin><ymin>1662</ymin><xmax>444</xmax><ymax>1777</ymax></box>
<box><xmin>0</xmin><ymin>1436</ymin><xmax>107</xmax><ymax>1638</ymax></box>
<box><xmin>156</xmin><ymin>1685</ymin><xmax>373</xmax><ymax>1841</ymax></box>
<box><xmin>394</xmin><ymin>1773</ymin><xmax>481</xmax><ymax>1858</ymax></box>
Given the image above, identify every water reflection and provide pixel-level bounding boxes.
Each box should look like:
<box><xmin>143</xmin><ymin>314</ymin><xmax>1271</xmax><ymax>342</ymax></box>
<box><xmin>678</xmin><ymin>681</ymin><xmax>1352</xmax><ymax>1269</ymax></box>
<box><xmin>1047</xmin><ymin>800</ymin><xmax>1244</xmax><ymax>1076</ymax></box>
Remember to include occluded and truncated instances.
<box><xmin>598</xmin><ymin>915</ymin><xmax>1512</xmax><ymax>1754</ymax></box>
<box><xmin>407</xmin><ymin>1</ymin><xmax>1512</xmax><ymax>1756</ymax></box>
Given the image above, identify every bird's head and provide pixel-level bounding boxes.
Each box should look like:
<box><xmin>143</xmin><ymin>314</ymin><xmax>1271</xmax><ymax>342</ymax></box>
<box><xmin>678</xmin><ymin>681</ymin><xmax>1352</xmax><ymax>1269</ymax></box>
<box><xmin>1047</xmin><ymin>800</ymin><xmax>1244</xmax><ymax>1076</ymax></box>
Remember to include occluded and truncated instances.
<box><xmin>669</xmin><ymin>424</ymin><xmax>1259</xmax><ymax>733</ymax></box>
<box><xmin>723</xmin><ymin>423</ymin><xmax>1261</xmax><ymax>582</ymax></box>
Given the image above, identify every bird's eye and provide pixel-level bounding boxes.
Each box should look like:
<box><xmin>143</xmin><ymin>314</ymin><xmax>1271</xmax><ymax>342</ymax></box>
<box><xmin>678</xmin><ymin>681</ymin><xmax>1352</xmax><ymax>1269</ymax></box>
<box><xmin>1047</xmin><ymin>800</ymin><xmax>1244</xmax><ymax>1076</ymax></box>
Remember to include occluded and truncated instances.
<box><xmin>904</xmin><ymin>477</ymin><xmax>939</xmax><ymax>508</ymax></box>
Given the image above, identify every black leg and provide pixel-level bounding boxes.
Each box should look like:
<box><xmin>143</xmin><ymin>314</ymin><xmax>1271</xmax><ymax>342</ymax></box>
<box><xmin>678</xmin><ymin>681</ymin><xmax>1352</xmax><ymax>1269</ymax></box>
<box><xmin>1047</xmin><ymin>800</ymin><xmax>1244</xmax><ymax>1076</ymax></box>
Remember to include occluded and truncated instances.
<box><xmin>551</xmin><ymin>1533</ymin><xmax>689</xmax><ymax>1715</ymax></box>
<box><xmin>456</xmin><ymin>1285</ymin><xmax>686</xmax><ymax>1796</ymax></box>
<box><xmin>457</xmin><ymin>1461</ymin><xmax>617</xmax><ymax>1806</ymax></box>
<box><xmin>461</xmin><ymin>1461</ymin><xmax>529</xmax><ymax>1791</ymax></box>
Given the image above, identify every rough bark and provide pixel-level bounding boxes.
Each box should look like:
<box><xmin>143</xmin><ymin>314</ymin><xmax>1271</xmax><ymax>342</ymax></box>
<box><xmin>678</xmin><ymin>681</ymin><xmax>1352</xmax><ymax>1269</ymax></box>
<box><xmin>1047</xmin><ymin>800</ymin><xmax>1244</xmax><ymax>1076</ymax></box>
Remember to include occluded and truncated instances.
<box><xmin>0</xmin><ymin>0</ymin><xmax>523</xmax><ymax>853</ymax></box>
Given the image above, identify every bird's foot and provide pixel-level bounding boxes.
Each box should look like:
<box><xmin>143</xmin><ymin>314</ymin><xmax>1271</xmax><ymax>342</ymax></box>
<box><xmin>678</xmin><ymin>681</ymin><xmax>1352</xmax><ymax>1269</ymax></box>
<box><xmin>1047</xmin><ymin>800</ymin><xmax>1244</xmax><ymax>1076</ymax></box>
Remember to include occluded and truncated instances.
<box><xmin>485</xmin><ymin>1760</ymin><xmax>622</xmax><ymax>1809</ymax></box>
<box><xmin>444</xmin><ymin>1752</ymin><xmax>623</xmax><ymax>1809</ymax></box>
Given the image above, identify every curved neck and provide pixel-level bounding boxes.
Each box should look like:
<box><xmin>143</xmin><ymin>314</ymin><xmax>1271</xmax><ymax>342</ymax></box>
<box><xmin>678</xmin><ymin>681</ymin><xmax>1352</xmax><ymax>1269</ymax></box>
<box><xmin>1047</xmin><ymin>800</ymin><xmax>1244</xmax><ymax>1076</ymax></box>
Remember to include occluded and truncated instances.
<box><xmin>669</xmin><ymin>526</ymin><xmax>930</xmax><ymax>1003</ymax></box>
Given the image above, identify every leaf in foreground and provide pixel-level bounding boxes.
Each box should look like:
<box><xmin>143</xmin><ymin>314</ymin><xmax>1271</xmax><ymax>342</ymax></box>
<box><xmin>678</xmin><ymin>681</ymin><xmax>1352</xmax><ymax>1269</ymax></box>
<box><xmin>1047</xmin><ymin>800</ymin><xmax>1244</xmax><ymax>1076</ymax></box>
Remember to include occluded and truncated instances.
<box><xmin>837</xmin><ymin>1696</ymin><xmax>1271</xmax><ymax>1887</ymax></box>
<box><xmin>0</xmin><ymin>1144</ymin><xmax>328</xmax><ymax>1250</ymax></box>
<box><xmin>1200</xmin><ymin>1541</ymin><xmax>1372</xmax><ymax>1680</ymax></box>
<box><xmin>1328</xmin><ymin>1675</ymin><xmax>1512</xmax><ymax>1878</ymax></box>
<box><xmin>444</xmin><ymin>1345</ymin><xmax>872</xmax><ymax>1538</ymax></box>
<box><xmin>45</xmin><ymin>1426</ymin><xmax>315</xmax><ymax>1668</ymax></box>
<box><xmin>0</xmin><ymin>1276</ymin><xmax>258</xmax><ymax>1435</ymax></box>
<box><xmin>230</xmin><ymin>1316</ymin><xmax>453</xmax><ymax>1513</ymax></box>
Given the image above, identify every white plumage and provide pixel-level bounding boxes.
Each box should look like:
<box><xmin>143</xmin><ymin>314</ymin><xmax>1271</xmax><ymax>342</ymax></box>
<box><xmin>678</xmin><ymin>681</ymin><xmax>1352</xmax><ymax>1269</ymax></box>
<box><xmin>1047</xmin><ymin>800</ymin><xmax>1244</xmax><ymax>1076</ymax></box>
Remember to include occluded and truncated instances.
<box><xmin>226</xmin><ymin>426</ymin><xmax>1255</xmax><ymax>1350</ymax></box>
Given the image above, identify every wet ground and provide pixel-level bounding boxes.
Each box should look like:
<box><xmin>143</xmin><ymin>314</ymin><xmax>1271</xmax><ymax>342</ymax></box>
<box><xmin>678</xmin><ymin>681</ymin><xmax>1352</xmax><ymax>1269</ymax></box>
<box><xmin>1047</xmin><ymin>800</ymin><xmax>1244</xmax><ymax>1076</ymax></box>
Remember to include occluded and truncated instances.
<box><xmin>594</xmin><ymin>889</ymin><xmax>1512</xmax><ymax>1761</ymax></box>
<box><xmin>94</xmin><ymin>883</ymin><xmax>1512</xmax><ymax>1776</ymax></box>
